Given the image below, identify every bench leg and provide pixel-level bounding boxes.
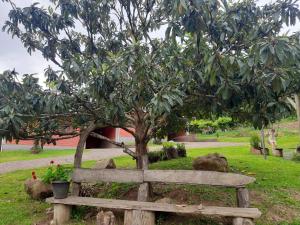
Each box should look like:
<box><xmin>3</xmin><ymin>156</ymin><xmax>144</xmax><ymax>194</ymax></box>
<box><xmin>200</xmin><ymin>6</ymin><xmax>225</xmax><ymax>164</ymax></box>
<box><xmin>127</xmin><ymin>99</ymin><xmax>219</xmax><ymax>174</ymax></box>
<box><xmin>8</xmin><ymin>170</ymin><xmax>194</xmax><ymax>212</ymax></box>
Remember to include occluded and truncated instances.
<box><xmin>124</xmin><ymin>210</ymin><xmax>155</xmax><ymax>225</ymax></box>
<box><xmin>236</xmin><ymin>187</ymin><xmax>250</xmax><ymax>208</ymax></box>
<box><xmin>52</xmin><ymin>204</ymin><xmax>71</xmax><ymax>225</ymax></box>
<box><xmin>233</xmin><ymin>217</ymin><xmax>254</xmax><ymax>225</ymax></box>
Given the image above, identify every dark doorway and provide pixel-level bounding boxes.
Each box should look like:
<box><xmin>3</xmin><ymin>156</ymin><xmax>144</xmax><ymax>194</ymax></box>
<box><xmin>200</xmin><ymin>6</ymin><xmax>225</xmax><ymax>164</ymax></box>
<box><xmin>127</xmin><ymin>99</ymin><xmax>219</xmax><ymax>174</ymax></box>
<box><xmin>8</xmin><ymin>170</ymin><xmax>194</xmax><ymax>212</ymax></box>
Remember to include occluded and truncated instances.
<box><xmin>86</xmin><ymin>127</ymin><xmax>117</xmax><ymax>149</ymax></box>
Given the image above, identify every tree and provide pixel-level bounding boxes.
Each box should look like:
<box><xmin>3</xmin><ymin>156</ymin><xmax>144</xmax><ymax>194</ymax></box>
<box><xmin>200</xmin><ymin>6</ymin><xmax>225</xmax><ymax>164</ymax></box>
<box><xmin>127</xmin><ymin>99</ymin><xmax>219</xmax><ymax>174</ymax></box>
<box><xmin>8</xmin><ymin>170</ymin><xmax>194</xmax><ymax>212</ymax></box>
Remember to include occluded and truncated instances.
<box><xmin>1</xmin><ymin>0</ymin><xmax>300</xmax><ymax>168</ymax></box>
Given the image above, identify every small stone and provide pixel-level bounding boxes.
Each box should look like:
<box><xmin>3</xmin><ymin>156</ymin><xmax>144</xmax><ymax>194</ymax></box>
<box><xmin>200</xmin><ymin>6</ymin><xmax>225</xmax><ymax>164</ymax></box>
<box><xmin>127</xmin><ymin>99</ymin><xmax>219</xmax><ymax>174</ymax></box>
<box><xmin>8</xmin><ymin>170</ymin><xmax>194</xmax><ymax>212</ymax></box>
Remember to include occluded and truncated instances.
<box><xmin>93</xmin><ymin>159</ymin><xmax>116</xmax><ymax>169</ymax></box>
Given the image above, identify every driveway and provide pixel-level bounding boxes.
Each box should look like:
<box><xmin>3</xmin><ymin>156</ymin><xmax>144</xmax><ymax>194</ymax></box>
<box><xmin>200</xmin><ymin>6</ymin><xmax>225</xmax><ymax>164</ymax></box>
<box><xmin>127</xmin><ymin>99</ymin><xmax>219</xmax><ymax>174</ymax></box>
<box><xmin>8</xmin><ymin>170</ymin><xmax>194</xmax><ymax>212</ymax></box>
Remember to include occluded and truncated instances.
<box><xmin>0</xmin><ymin>141</ymin><xmax>245</xmax><ymax>174</ymax></box>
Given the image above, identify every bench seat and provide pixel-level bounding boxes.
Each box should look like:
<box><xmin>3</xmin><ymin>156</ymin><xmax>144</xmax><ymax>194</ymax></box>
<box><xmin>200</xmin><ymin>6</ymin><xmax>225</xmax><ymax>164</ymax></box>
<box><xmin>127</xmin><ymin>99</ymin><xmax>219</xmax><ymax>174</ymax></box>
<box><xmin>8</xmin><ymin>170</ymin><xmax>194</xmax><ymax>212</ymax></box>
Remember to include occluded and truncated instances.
<box><xmin>46</xmin><ymin>196</ymin><xmax>262</xmax><ymax>219</ymax></box>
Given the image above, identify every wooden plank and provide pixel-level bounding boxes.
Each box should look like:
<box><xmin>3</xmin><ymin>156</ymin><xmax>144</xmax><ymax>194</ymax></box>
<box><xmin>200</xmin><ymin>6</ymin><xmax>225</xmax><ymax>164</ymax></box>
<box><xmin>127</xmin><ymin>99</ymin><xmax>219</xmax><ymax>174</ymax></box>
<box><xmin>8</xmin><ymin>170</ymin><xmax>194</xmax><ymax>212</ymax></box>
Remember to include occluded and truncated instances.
<box><xmin>72</xmin><ymin>169</ymin><xmax>143</xmax><ymax>183</ymax></box>
<box><xmin>46</xmin><ymin>197</ymin><xmax>261</xmax><ymax>219</ymax></box>
<box><xmin>144</xmin><ymin>170</ymin><xmax>255</xmax><ymax>187</ymax></box>
<box><xmin>72</xmin><ymin>169</ymin><xmax>255</xmax><ymax>187</ymax></box>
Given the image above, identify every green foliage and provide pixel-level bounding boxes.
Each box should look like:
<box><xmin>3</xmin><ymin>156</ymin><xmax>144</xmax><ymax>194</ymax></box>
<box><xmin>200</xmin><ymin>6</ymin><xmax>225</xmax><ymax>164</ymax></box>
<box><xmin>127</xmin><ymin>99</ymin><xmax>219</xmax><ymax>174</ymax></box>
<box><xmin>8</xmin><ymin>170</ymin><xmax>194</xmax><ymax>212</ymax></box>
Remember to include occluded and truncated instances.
<box><xmin>162</xmin><ymin>141</ymin><xmax>176</xmax><ymax>149</ymax></box>
<box><xmin>292</xmin><ymin>153</ymin><xmax>300</xmax><ymax>162</ymax></box>
<box><xmin>250</xmin><ymin>134</ymin><xmax>261</xmax><ymax>149</ymax></box>
<box><xmin>30</xmin><ymin>145</ymin><xmax>43</xmax><ymax>154</ymax></box>
<box><xmin>42</xmin><ymin>162</ymin><xmax>71</xmax><ymax>183</ymax></box>
<box><xmin>215</xmin><ymin>117</ymin><xmax>234</xmax><ymax>131</ymax></box>
<box><xmin>190</xmin><ymin>117</ymin><xmax>234</xmax><ymax>134</ymax></box>
<box><xmin>148</xmin><ymin>150</ymin><xmax>167</xmax><ymax>164</ymax></box>
<box><xmin>176</xmin><ymin>143</ymin><xmax>187</xmax><ymax>157</ymax></box>
<box><xmin>149</xmin><ymin>142</ymin><xmax>186</xmax><ymax>163</ymax></box>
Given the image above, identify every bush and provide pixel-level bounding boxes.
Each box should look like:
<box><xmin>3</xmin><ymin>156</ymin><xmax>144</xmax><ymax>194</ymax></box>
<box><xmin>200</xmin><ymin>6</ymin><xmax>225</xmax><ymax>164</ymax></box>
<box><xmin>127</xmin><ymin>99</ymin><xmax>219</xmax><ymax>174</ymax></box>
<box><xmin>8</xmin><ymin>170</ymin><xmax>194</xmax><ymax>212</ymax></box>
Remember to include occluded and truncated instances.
<box><xmin>190</xmin><ymin>119</ymin><xmax>217</xmax><ymax>134</ymax></box>
<box><xmin>176</xmin><ymin>143</ymin><xmax>187</xmax><ymax>157</ymax></box>
<box><xmin>292</xmin><ymin>153</ymin><xmax>300</xmax><ymax>162</ymax></box>
<box><xmin>215</xmin><ymin>117</ymin><xmax>233</xmax><ymax>131</ymax></box>
<box><xmin>30</xmin><ymin>145</ymin><xmax>43</xmax><ymax>154</ymax></box>
<box><xmin>148</xmin><ymin>150</ymin><xmax>167</xmax><ymax>163</ymax></box>
<box><xmin>250</xmin><ymin>134</ymin><xmax>261</xmax><ymax>149</ymax></box>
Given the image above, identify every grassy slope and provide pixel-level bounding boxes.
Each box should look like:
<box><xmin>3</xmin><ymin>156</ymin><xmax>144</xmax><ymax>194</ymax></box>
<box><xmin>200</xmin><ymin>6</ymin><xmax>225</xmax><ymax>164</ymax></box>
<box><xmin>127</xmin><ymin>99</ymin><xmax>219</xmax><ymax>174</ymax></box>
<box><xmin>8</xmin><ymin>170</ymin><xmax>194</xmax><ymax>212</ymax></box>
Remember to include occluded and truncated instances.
<box><xmin>0</xmin><ymin>149</ymin><xmax>78</xmax><ymax>163</ymax></box>
<box><xmin>1</xmin><ymin>144</ymin><xmax>300</xmax><ymax>225</ymax></box>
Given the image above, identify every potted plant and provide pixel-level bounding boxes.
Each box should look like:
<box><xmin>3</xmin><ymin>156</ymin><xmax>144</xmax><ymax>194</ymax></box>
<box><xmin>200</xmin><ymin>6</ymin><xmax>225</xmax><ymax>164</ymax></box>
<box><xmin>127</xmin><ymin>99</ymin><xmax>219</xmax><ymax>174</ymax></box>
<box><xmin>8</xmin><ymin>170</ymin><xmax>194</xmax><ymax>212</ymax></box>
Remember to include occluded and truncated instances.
<box><xmin>42</xmin><ymin>161</ymin><xmax>71</xmax><ymax>199</ymax></box>
<box><xmin>250</xmin><ymin>134</ymin><xmax>270</xmax><ymax>155</ymax></box>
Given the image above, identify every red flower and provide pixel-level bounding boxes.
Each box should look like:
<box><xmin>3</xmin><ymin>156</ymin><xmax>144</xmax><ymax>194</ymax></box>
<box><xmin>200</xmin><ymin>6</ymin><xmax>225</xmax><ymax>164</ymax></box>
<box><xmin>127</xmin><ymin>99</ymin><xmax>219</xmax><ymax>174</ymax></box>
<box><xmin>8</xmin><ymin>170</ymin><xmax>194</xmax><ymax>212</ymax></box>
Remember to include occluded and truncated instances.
<box><xmin>50</xmin><ymin>160</ymin><xmax>54</xmax><ymax>164</ymax></box>
<box><xmin>32</xmin><ymin>171</ymin><xmax>37</xmax><ymax>180</ymax></box>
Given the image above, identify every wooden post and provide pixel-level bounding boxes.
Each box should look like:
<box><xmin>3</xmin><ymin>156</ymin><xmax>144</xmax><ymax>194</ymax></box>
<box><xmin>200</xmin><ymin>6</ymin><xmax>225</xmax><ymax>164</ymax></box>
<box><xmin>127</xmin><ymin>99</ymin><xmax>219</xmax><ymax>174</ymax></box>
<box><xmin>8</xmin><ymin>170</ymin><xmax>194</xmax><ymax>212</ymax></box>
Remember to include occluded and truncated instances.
<box><xmin>137</xmin><ymin>155</ymin><xmax>151</xmax><ymax>201</ymax></box>
<box><xmin>52</xmin><ymin>204</ymin><xmax>71</xmax><ymax>225</ymax></box>
<box><xmin>233</xmin><ymin>217</ymin><xmax>254</xmax><ymax>225</ymax></box>
<box><xmin>236</xmin><ymin>187</ymin><xmax>250</xmax><ymax>208</ymax></box>
<box><xmin>261</xmin><ymin>128</ymin><xmax>267</xmax><ymax>160</ymax></box>
<box><xmin>138</xmin><ymin>183</ymin><xmax>150</xmax><ymax>202</ymax></box>
<box><xmin>124</xmin><ymin>210</ymin><xmax>155</xmax><ymax>225</ymax></box>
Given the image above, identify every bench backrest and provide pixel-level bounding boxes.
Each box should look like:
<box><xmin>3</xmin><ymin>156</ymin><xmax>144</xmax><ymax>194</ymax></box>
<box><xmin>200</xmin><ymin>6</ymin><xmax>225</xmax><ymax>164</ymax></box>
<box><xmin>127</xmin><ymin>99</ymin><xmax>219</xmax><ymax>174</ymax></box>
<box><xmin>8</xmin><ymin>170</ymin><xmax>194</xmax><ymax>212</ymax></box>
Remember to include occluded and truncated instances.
<box><xmin>72</xmin><ymin>169</ymin><xmax>255</xmax><ymax>187</ymax></box>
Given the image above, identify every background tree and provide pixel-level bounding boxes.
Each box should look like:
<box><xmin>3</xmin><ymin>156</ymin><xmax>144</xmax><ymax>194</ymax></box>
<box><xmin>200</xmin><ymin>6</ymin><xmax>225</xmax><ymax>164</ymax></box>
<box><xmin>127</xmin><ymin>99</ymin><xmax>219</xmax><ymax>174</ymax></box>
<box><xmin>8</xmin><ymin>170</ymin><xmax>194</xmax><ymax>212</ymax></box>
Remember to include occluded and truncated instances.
<box><xmin>1</xmin><ymin>0</ymin><xmax>300</xmax><ymax>168</ymax></box>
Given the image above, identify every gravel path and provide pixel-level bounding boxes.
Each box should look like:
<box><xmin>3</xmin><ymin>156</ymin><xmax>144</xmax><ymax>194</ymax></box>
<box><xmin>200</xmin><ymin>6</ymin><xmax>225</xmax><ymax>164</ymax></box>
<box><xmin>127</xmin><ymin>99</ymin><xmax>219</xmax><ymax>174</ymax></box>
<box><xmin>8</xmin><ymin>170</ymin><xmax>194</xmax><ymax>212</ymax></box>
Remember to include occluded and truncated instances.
<box><xmin>0</xmin><ymin>142</ymin><xmax>244</xmax><ymax>174</ymax></box>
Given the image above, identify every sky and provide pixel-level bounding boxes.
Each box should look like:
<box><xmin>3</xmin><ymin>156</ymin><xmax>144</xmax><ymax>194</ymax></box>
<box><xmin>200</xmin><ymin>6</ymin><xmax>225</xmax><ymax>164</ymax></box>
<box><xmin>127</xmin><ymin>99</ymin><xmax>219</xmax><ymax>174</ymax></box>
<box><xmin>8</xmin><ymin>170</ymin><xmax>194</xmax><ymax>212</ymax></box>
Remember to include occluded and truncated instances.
<box><xmin>0</xmin><ymin>0</ymin><xmax>299</xmax><ymax>84</ymax></box>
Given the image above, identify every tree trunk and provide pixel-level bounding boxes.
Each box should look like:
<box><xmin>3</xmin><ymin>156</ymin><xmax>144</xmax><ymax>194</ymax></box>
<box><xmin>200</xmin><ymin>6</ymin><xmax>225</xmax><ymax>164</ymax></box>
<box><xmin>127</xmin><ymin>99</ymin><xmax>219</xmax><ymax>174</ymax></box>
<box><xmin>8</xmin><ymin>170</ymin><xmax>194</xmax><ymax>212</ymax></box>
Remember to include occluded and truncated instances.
<box><xmin>261</xmin><ymin>128</ymin><xmax>267</xmax><ymax>160</ymax></box>
<box><xmin>0</xmin><ymin>137</ymin><xmax>2</xmax><ymax>152</ymax></box>
<box><xmin>295</xmin><ymin>94</ymin><xmax>300</xmax><ymax>133</ymax></box>
<box><xmin>72</xmin><ymin>124</ymin><xmax>95</xmax><ymax>195</ymax></box>
<box><xmin>135</xmin><ymin>140</ymin><xmax>149</xmax><ymax>170</ymax></box>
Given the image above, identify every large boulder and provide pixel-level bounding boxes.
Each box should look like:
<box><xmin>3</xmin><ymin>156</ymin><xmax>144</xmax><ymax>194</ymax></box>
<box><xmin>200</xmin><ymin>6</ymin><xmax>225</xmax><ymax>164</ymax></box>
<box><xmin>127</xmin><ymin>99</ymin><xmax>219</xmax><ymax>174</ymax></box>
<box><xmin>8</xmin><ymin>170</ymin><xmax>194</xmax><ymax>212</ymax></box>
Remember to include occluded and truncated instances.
<box><xmin>192</xmin><ymin>153</ymin><xmax>229</xmax><ymax>172</ymax></box>
<box><xmin>24</xmin><ymin>178</ymin><xmax>53</xmax><ymax>200</ymax></box>
<box><xmin>93</xmin><ymin>159</ymin><xmax>116</xmax><ymax>169</ymax></box>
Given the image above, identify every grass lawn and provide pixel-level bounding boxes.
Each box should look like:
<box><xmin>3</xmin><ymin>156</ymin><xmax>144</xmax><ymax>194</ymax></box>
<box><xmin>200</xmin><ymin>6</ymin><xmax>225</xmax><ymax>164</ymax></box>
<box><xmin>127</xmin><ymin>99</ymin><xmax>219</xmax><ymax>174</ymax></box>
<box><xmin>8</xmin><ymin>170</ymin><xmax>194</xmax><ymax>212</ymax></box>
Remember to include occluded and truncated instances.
<box><xmin>0</xmin><ymin>149</ymin><xmax>78</xmax><ymax>163</ymax></box>
<box><xmin>1</xmin><ymin>144</ymin><xmax>300</xmax><ymax>225</ymax></box>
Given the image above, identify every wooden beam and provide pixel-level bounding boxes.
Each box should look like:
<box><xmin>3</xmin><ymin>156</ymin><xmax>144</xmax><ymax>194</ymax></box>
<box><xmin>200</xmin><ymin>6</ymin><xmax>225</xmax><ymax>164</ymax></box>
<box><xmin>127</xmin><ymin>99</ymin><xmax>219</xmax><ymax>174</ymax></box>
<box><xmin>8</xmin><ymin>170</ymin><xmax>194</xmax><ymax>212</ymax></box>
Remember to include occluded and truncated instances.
<box><xmin>72</xmin><ymin>169</ymin><xmax>143</xmax><ymax>183</ymax></box>
<box><xmin>143</xmin><ymin>170</ymin><xmax>255</xmax><ymax>187</ymax></box>
<box><xmin>72</xmin><ymin>169</ymin><xmax>255</xmax><ymax>187</ymax></box>
<box><xmin>46</xmin><ymin>197</ymin><xmax>261</xmax><ymax>219</ymax></box>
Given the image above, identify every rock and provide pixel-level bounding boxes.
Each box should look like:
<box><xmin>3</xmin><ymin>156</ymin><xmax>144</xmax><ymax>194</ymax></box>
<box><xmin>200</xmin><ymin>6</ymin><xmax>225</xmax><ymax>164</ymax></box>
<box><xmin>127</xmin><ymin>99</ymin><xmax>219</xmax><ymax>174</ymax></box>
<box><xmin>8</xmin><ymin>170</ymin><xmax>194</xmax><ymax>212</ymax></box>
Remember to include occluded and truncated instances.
<box><xmin>155</xmin><ymin>197</ymin><xmax>174</xmax><ymax>204</ymax></box>
<box><xmin>93</xmin><ymin>159</ymin><xmax>116</xmax><ymax>169</ymax></box>
<box><xmin>24</xmin><ymin>178</ymin><xmax>53</xmax><ymax>200</ymax></box>
<box><xmin>192</xmin><ymin>153</ymin><xmax>229</xmax><ymax>172</ymax></box>
<box><xmin>96</xmin><ymin>211</ymin><xmax>116</xmax><ymax>225</ymax></box>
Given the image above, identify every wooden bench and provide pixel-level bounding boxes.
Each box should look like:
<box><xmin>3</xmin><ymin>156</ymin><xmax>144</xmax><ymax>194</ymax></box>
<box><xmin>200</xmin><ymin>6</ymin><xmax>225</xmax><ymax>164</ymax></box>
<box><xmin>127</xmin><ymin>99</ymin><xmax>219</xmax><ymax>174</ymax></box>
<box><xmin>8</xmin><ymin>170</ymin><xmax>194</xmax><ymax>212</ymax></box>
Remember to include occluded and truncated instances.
<box><xmin>47</xmin><ymin>169</ymin><xmax>261</xmax><ymax>225</ymax></box>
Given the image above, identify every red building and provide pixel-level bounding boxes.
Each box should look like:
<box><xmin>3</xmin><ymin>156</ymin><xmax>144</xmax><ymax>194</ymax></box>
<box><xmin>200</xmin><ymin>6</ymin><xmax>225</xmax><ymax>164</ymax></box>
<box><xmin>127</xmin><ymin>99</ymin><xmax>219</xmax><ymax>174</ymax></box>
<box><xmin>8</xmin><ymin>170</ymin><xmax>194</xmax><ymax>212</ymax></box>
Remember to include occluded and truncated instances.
<box><xmin>6</xmin><ymin>127</ymin><xmax>134</xmax><ymax>149</ymax></box>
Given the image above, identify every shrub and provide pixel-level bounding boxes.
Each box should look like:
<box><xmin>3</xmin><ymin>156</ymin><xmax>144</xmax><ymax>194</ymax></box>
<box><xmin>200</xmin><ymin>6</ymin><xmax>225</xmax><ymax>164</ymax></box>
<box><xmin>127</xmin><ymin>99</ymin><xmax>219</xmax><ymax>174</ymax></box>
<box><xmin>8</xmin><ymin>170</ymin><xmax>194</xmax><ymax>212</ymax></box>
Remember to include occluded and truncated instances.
<box><xmin>30</xmin><ymin>145</ymin><xmax>43</xmax><ymax>154</ymax></box>
<box><xmin>176</xmin><ymin>143</ymin><xmax>187</xmax><ymax>157</ymax></box>
<box><xmin>190</xmin><ymin>119</ymin><xmax>217</xmax><ymax>134</ymax></box>
<box><xmin>215</xmin><ymin>117</ymin><xmax>233</xmax><ymax>131</ymax></box>
<box><xmin>148</xmin><ymin>150</ymin><xmax>167</xmax><ymax>163</ymax></box>
<box><xmin>250</xmin><ymin>134</ymin><xmax>261</xmax><ymax>149</ymax></box>
<box><xmin>162</xmin><ymin>141</ymin><xmax>175</xmax><ymax>149</ymax></box>
<box><xmin>292</xmin><ymin>153</ymin><xmax>300</xmax><ymax>162</ymax></box>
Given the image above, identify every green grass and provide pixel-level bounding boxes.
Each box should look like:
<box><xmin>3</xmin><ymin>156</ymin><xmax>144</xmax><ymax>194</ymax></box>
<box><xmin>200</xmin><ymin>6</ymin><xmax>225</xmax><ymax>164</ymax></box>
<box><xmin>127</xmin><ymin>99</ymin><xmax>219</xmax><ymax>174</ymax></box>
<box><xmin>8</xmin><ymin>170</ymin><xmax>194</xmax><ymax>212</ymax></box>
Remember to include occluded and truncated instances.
<box><xmin>1</xmin><ymin>121</ymin><xmax>300</xmax><ymax>225</ymax></box>
<box><xmin>0</xmin><ymin>149</ymin><xmax>79</xmax><ymax>163</ymax></box>
<box><xmin>1</xmin><ymin>145</ymin><xmax>300</xmax><ymax>225</ymax></box>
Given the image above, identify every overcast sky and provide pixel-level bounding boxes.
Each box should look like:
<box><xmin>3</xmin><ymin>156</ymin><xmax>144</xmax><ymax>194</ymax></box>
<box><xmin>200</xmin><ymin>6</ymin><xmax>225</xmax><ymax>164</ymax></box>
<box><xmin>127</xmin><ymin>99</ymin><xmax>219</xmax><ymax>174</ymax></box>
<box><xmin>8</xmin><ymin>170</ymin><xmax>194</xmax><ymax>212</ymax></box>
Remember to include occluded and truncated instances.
<box><xmin>0</xmin><ymin>0</ymin><xmax>299</xmax><ymax>84</ymax></box>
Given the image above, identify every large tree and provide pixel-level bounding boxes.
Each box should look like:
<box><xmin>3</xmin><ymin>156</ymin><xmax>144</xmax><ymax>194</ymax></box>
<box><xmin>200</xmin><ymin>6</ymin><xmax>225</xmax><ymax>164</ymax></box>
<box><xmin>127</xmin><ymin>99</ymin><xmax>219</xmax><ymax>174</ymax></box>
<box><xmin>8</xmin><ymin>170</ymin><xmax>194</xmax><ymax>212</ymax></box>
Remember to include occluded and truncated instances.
<box><xmin>1</xmin><ymin>0</ymin><xmax>300</xmax><ymax>169</ymax></box>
